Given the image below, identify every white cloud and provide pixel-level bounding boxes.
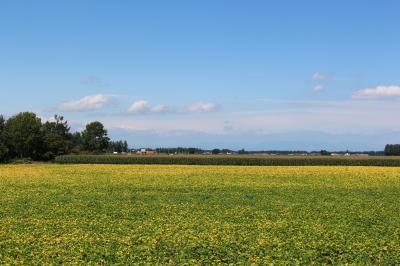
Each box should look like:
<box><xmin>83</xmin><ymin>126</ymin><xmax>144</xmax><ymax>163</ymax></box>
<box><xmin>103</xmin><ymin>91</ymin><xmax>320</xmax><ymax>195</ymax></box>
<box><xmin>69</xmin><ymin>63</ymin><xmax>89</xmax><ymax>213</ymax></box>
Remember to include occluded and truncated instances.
<box><xmin>61</xmin><ymin>94</ymin><xmax>112</xmax><ymax>111</ymax></box>
<box><xmin>186</xmin><ymin>102</ymin><xmax>218</xmax><ymax>112</ymax></box>
<box><xmin>313</xmin><ymin>85</ymin><xmax>324</xmax><ymax>92</ymax></box>
<box><xmin>103</xmin><ymin>98</ymin><xmax>400</xmax><ymax>137</ymax></box>
<box><xmin>312</xmin><ymin>72</ymin><xmax>328</xmax><ymax>81</ymax></box>
<box><xmin>128</xmin><ymin>100</ymin><xmax>150</xmax><ymax>113</ymax></box>
<box><xmin>353</xmin><ymin>86</ymin><xmax>400</xmax><ymax>99</ymax></box>
<box><xmin>151</xmin><ymin>104</ymin><xmax>168</xmax><ymax>113</ymax></box>
<box><xmin>127</xmin><ymin>101</ymin><xmax>218</xmax><ymax>114</ymax></box>
<box><xmin>256</xmin><ymin>98</ymin><xmax>344</xmax><ymax>105</ymax></box>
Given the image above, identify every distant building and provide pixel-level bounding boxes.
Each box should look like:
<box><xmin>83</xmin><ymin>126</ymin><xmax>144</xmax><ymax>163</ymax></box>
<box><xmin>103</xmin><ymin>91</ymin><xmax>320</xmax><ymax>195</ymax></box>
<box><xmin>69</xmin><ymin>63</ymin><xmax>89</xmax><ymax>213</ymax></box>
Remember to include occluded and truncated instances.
<box><xmin>136</xmin><ymin>148</ymin><xmax>157</xmax><ymax>155</ymax></box>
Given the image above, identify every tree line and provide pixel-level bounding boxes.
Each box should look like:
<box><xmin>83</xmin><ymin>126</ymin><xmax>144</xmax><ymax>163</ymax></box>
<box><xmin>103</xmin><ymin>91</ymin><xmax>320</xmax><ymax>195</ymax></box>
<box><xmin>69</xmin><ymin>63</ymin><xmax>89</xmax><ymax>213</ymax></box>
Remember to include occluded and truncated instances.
<box><xmin>1</xmin><ymin>111</ymin><xmax>397</xmax><ymax>162</ymax></box>
<box><xmin>384</xmin><ymin>144</ymin><xmax>400</xmax><ymax>156</ymax></box>
<box><xmin>0</xmin><ymin>112</ymin><xmax>127</xmax><ymax>162</ymax></box>
<box><xmin>155</xmin><ymin>147</ymin><xmax>205</xmax><ymax>154</ymax></box>
<box><xmin>155</xmin><ymin>147</ymin><xmax>236</xmax><ymax>155</ymax></box>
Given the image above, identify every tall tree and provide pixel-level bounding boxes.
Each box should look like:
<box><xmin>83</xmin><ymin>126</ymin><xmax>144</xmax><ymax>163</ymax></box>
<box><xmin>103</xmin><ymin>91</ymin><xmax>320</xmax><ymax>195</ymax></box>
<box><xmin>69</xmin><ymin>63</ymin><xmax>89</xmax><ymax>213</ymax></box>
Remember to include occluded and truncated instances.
<box><xmin>71</xmin><ymin>132</ymin><xmax>82</xmax><ymax>152</ymax></box>
<box><xmin>81</xmin><ymin>121</ymin><xmax>110</xmax><ymax>152</ymax></box>
<box><xmin>42</xmin><ymin>115</ymin><xmax>73</xmax><ymax>159</ymax></box>
<box><xmin>108</xmin><ymin>140</ymin><xmax>129</xmax><ymax>153</ymax></box>
<box><xmin>123</xmin><ymin>140</ymin><xmax>128</xmax><ymax>152</ymax></box>
<box><xmin>385</xmin><ymin>144</ymin><xmax>400</xmax><ymax>156</ymax></box>
<box><xmin>4</xmin><ymin>112</ymin><xmax>44</xmax><ymax>159</ymax></box>
<box><xmin>0</xmin><ymin>115</ymin><xmax>8</xmax><ymax>162</ymax></box>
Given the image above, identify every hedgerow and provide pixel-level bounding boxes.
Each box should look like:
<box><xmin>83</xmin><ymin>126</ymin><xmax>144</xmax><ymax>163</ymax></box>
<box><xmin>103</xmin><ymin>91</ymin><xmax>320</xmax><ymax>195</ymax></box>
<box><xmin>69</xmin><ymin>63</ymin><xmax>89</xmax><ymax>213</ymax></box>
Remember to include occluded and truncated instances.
<box><xmin>54</xmin><ymin>155</ymin><xmax>400</xmax><ymax>166</ymax></box>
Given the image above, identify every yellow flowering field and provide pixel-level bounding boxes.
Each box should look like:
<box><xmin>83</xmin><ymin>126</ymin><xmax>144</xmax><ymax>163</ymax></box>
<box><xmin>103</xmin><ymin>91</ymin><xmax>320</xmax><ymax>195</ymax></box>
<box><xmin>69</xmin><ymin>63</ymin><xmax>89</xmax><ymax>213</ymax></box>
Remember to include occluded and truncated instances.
<box><xmin>0</xmin><ymin>164</ymin><xmax>399</xmax><ymax>264</ymax></box>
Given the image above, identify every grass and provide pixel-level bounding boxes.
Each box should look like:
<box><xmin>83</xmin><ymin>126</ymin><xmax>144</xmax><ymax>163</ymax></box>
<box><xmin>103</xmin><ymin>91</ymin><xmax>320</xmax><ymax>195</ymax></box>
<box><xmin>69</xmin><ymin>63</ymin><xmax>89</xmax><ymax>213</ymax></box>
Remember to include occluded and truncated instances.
<box><xmin>0</xmin><ymin>164</ymin><xmax>399</xmax><ymax>264</ymax></box>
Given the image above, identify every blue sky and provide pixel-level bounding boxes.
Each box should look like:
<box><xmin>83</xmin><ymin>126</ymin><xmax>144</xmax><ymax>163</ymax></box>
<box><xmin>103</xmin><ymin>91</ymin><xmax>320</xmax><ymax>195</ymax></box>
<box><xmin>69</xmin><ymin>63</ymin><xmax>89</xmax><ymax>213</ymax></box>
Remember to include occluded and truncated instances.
<box><xmin>1</xmin><ymin>1</ymin><xmax>400</xmax><ymax>150</ymax></box>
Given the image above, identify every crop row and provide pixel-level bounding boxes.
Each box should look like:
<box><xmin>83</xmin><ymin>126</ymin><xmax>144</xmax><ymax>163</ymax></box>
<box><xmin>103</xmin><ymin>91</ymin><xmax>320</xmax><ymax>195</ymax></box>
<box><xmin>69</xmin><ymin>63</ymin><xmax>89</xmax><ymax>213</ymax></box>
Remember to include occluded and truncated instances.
<box><xmin>54</xmin><ymin>155</ymin><xmax>400</xmax><ymax>166</ymax></box>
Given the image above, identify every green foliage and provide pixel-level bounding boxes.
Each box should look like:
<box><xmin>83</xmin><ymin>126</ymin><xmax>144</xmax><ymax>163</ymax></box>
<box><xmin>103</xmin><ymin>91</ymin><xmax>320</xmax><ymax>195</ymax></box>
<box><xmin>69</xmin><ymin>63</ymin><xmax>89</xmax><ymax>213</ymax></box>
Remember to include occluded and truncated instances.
<box><xmin>71</xmin><ymin>132</ymin><xmax>82</xmax><ymax>152</ymax></box>
<box><xmin>4</xmin><ymin>112</ymin><xmax>44</xmax><ymax>160</ymax></box>
<box><xmin>0</xmin><ymin>115</ymin><xmax>8</xmax><ymax>162</ymax></box>
<box><xmin>384</xmin><ymin>144</ymin><xmax>400</xmax><ymax>156</ymax></box>
<box><xmin>237</xmin><ymin>149</ymin><xmax>248</xmax><ymax>154</ymax></box>
<box><xmin>54</xmin><ymin>154</ymin><xmax>400</xmax><ymax>166</ymax></box>
<box><xmin>320</xmin><ymin>150</ymin><xmax>332</xmax><ymax>156</ymax></box>
<box><xmin>9</xmin><ymin>157</ymin><xmax>33</xmax><ymax>164</ymax></box>
<box><xmin>0</xmin><ymin>112</ymin><xmax>127</xmax><ymax>161</ymax></box>
<box><xmin>108</xmin><ymin>140</ymin><xmax>128</xmax><ymax>153</ymax></box>
<box><xmin>81</xmin><ymin>121</ymin><xmax>110</xmax><ymax>153</ymax></box>
<box><xmin>0</xmin><ymin>143</ymin><xmax>7</xmax><ymax>162</ymax></box>
<box><xmin>42</xmin><ymin>115</ymin><xmax>73</xmax><ymax>160</ymax></box>
<box><xmin>155</xmin><ymin>147</ymin><xmax>203</xmax><ymax>154</ymax></box>
<box><xmin>212</xmin><ymin>148</ymin><xmax>221</xmax><ymax>155</ymax></box>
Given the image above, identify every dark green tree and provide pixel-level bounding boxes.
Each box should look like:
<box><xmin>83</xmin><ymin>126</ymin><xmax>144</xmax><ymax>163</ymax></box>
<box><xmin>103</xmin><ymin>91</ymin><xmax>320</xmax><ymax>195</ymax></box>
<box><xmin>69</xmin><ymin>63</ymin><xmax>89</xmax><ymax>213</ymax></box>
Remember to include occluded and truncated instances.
<box><xmin>385</xmin><ymin>144</ymin><xmax>400</xmax><ymax>156</ymax></box>
<box><xmin>71</xmin><ymin>132</ymin><xmax>82</xmax><ymax>152</ymax></box>
<box><xmin>320</xmin><ymin>150</ymin><xmax>331</xmax><ymax>156</ymax></box>
<box><xmin>42</xmin><ymin>115</ymin><xmax>73</xmax><ymax>160</ymax></box>
<box><xmin>123</xmin><ymin>141</ymin><xmax>128</xmax><ymax>152</ymax></box>
<box><xmin>108</xmin><ymin>140</ymin><xmax>129</xmax><ymax>153</ymax></box>
<box><xmin>212</xmin><ymin>148</ymin><xmax>221</xmax><ymax>155</ymax></box>
<box><xmin>4</xmin><ymin>112</ymin><xmax>44</xmax><ymax>159</ymax></box>
<box><xmin>0</xmin><ymin>115</ymin><xmax>8</xmax><ymax>162</ymax></box>
<box><xmin>238</xmin><ymin>149</ymin><xmax>248</xmax><ymax>154</ymax></box>
<box><xmin>81</xmin><ymin>121</ymin><xmax>110</xmax><ymax>152</ymax></box>
<box><xmin>108</xmin><ymin>141</ymin><xmax>121</xmax><ymax>153</ymax></box>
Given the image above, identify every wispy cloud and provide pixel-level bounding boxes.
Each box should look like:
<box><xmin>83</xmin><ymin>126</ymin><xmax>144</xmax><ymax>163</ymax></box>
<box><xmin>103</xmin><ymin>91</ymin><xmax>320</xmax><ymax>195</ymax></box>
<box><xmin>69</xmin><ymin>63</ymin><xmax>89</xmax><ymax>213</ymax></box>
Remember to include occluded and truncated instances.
<box><xmin>128</xmin><ymin>100</ymin><xmax>150</xmax><ymax>113</ymax></box>
<box><xmin>353</xmin><ymin>85</ymin><xmax>400</xmax><ymax>99</ymax></box>
<box><xmin>313</xmin><ymin>84</ymin><xmax>324</xmax><ymax>92</ymax></box>
<box><xmin>60</xmin><ymin>94</ymin><xmax>113</xmax><ymax>111</ymax></box>
<box><xmin>151</xmin><ymin>104</ymin><xmax>168</xmax><ymax>113</ymax></box>
<box><xmin>312</xmin><ymin>72</ymin><xmax>328</xmax><ymax>81</ymax></box>
<box><xmin>127</xmin><ymin>100</ymin><xmax>172</xmax><ymax>114</ymax></box>
<box><xmin>127</xmin><ymin>100</ymin><xmax>218</xmax><ymax>114</ymax></box>
<box><xmin>186</xmin><ymin>102</ymin><xmax>218</xmax><ymax>112</ymax></box>
<box><xmin>80</xmin><ymin>76</ymin><xmax>110</xmax><ymax>87</ymax></box>
<box><xmin>102</xmin><ymin>98</ymin><xmax>400</xmax><ymax>138</ymax></box>
<box><xmin>256</xmin><ymin>98</ymin><xmax>344</xmax><ymax>106</ymax></box>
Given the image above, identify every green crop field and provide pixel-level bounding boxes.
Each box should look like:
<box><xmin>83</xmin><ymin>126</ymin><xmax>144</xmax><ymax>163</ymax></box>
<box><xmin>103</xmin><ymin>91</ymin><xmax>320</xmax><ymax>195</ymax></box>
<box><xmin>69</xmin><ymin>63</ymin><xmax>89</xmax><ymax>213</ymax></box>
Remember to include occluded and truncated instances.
<box><xmin>0</xmin><ymin>164</ymin><xmax>399</xmax><ymax>264</ymax></box>
<box><xmin>55</xmin><ymin>154</ymin><xmax>400</xmax><ymax>167</ymax></box>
